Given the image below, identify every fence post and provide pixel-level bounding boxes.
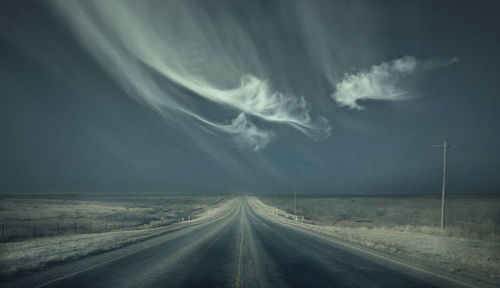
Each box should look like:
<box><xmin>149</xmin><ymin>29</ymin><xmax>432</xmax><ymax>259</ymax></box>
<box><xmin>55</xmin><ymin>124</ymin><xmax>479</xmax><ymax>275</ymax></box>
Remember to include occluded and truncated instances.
<box><xmin>74</xmin><ymin>221</ymin><xmax>76</xmax><ymax>234</ymax></box>
<box><xmin>33</xmin><ymin>224</ymin><xmax>37</xmax><ymax>237</ymax></box>
<box><xmin>90</xmin><ymin>221</ymin><xmax>93</xmax><ymax>233</ymax></box>
<box><xmin>2</xmin><ymin>224</ymin><xmax>4</xmax><ymax>240</ymax></box>
<box><xmin>105</xmin><ymin>223</ymin><xmax>108</xmax><ymax>232</ymax></box>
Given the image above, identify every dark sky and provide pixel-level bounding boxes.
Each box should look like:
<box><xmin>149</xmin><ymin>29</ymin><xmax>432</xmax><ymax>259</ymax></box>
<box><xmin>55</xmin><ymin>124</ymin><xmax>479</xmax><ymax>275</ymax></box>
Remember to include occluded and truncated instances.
<box><xmin>1</xmin><ymin>0</ymin><xmax>499</xmax><ymax>195</ymax></box>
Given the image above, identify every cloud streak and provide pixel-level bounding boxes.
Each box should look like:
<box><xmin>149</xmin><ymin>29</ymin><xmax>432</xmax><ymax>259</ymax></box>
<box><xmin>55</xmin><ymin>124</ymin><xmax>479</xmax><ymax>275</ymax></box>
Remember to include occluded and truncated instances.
<box><xmin>332</xmin><ymin>56</ymin><xmax>457</xmax><ymax>110</ymax></box>
<box><xmin>49</xmin><ymin>0</ymin><xmax>330</xmax><ymax>151</ymax></box>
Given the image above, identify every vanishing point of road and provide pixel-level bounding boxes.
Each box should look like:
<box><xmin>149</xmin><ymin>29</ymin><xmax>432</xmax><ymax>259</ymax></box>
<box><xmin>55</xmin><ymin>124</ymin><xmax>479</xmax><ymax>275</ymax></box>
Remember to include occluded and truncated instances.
<box><xmin>1</xmin><ymin>198</ymin><xmax>479</xmax><ymax>288</ymax></box>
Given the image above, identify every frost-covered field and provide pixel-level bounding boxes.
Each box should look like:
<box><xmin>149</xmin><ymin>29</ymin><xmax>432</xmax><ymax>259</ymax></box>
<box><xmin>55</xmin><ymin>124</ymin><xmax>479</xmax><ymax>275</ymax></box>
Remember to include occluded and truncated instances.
<box><xmin>261</xmin><ymin>194</ymin><xmax>500</xmax><ymax>240</ymax></box>
<box><xmin>0</xmin><ymin>195</ymin><xmax>228</xmax><ymax>241</ymax></box>
<box><xmin>250</xmin><ymin>196</ymin><xmax>500</xmax><ymax>285</ymax></box>
<box><xmin>0</xmin><ymin>195</ymin><xmax>235</xmax><ymax>275</ymax></box>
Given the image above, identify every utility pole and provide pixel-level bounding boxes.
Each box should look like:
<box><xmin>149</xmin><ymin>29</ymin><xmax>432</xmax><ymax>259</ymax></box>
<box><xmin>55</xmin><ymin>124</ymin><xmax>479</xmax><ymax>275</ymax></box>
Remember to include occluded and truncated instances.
<box><xmin>432</xmin><ymin>139</ymin><xmax>458</xmax><ymax>230</ymax></box>
<box><xmin>294</xmin><ymin>190</ymin><xmax>297</xmax><ymax>215</ymax></box>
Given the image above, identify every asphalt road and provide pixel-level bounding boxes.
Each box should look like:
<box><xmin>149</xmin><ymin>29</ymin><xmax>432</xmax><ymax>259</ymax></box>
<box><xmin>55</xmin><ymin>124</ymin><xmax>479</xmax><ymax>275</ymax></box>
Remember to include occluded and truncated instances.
<box><xmin>3</xmin><ymin>198</ymin><xmax>475</xmax><ymax>288</ymax></box>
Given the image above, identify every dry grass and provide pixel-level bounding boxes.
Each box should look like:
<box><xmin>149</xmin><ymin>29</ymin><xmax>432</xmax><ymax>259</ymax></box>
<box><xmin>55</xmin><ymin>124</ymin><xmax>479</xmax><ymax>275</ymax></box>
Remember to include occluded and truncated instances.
<box><xmin>0</xmin><ymin>194</ymin><xmax>226</xmax><ymax>242</ymax></box>
<box><xmin>260</xmin><ymin>194</ymin><xmax>500</xmax><ymax>240</ymax></box>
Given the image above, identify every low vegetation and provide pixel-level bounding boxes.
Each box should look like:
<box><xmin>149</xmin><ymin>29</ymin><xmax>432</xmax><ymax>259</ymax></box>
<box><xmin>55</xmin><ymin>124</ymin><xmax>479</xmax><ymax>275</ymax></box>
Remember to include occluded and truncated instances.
<box><xmin>0</xmin><ymin>194</ymin><xmax>226</xmax><ymax>242</ymax></box>
<box><xmin>260</xmin><ymin>194</ymin><xmax>500</xmax><ymax>240</ymax></box>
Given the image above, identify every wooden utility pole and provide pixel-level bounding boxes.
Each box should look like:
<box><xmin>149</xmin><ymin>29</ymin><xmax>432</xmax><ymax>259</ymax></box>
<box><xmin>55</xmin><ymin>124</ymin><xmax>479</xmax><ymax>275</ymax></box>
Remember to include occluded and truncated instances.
<box><xmin>432</xmin><ymin>140</ymin><xmax>458</xmax><ymax>230</ymax></box>
<box><xmin>273</xmin><ymin>191</ymin><xmax>276</xmax><ymax>214</ymax></box>
<box><xmin>294</xmin><ymin>190</ymin><xmax>297</xmax><ymax>215</ymax></box>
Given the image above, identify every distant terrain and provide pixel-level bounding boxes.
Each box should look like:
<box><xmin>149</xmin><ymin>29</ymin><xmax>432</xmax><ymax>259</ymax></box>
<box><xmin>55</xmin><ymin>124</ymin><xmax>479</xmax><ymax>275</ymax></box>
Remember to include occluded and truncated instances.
<box><xmin>260</xmin><ymin>194</ymin><xmax>500</xmax><ymax>240</ymax></box>
<box><xmin>0</xmin><ymin>194</ymin><xmax>226</xmax><ymax>241</ymax></box>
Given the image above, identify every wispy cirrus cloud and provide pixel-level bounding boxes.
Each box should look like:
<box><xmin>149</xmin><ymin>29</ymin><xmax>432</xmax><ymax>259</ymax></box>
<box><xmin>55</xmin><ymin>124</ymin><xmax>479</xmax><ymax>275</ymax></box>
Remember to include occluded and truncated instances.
<box><xmin>49</xmin><ymin>0</ymin><xmax>330</xmax><ymax>151</ymax></box>
<box><xmin>332</xmin><ymin>56</ymin><xmax>457</xmax><ymax>110</ymax></box>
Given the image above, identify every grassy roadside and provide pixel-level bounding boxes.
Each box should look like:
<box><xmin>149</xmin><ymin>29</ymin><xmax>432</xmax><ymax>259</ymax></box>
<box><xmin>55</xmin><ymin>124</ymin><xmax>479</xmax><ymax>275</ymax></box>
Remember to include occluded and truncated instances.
<box><xmin>260</xmin><ymin>195</ymin><xmax>500</xmax><ymax>241</ymax></box>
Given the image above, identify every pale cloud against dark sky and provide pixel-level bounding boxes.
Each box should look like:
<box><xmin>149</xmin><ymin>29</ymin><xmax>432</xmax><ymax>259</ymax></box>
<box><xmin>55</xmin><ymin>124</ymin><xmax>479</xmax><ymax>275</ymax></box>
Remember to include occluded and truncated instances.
<box><xmin>0</xmin><ymin>0</ymin><xmax>499</xmax><ymax>194</ymax></box>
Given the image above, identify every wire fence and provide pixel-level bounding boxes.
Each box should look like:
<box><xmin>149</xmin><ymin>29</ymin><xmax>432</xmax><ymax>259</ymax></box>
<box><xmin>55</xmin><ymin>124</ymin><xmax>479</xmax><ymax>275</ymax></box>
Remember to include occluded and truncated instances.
<box><xmin>265</xmin><ymin>196</ymin><xmax>500</xmax><ymax>241</ymax></box>
<box><xmin>0</xmin><ymin>215</ymin><xmax>193</xmax><ymax>243</ymax></box>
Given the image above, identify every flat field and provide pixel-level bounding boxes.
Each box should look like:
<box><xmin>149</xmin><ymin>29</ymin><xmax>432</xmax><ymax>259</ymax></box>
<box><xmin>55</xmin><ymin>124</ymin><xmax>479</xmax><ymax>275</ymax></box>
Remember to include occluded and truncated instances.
<box><xmin>0</xmin><ymin>194</ymin><xmax>227</xmax><ymax>242</ymax></box>
<box><xmin>260</xmin><ymin>194</ymin><xmax>500</xmax><ymax>240</ymax></box>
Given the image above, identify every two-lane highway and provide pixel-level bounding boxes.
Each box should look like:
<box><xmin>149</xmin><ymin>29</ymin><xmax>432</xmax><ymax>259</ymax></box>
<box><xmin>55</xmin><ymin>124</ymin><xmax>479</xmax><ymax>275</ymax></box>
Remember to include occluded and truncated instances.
<box><xmin>3</xmin><ymin>198</ymin><xmax>472</xmax><ymax>288</ymax></box>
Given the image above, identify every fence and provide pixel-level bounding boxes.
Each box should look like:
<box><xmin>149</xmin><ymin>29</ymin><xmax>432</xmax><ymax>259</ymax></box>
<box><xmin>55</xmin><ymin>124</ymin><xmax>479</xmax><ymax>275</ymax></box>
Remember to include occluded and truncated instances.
<box><xmin>1</xmin><ymin>216</ymin><xmax>193</xmax><ymax>242</ymax></box>
<box><xmin>264</xmin><ymin>196</ymin><xmax>500</xmax><ymax>241</ymax></box>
